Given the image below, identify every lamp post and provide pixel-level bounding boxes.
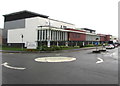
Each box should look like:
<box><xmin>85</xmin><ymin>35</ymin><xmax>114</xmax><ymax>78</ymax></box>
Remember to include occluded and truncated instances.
<box><xmin>21</xmin><ymin>34</ymin><xmax>24</xmax><ymax>50</ymax></box>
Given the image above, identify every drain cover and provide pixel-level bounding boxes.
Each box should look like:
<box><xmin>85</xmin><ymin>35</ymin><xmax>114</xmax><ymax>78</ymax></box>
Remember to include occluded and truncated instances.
<box><xmin>35</xmin><ymin>57</ymin><xmax>76</xmax><ymax>62</ymax></box>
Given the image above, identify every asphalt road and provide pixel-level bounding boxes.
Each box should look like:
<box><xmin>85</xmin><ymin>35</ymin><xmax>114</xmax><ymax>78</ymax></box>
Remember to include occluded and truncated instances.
<box><xmin>2</xmin><ymin>47</ymin><xmax>119</xmax><ymax>84</ymax></box>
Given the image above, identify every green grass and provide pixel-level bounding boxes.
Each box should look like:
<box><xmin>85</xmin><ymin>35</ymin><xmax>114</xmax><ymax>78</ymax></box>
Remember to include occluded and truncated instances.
<box><xmin>2</xmin><ymin>47</ymin><xmax>27</xmax><ymax>51</ymax></box>
<box><xmin>61</xmin><ymin>47</ymin><xmax>80</xmax><ymax>50</ymax></box>
<box><xmin>2</xmin><ymin>46</ymin><xmax>80</xmax><ymax>51</ymax></box>
<box><xmin>2</xmin><ymin>44</ymin><xmax>99</xmax><ymax>51</ymax></box>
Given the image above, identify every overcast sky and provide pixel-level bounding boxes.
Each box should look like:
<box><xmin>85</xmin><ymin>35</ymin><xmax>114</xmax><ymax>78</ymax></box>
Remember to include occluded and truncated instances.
<box><xmin>0</xmin><ymin>0</ymin><xmax>119</xmax><ymax>37</ymax></box>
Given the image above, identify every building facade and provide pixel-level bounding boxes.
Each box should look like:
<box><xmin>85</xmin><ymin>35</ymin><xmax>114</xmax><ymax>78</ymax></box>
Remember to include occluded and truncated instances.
<box><xmin>3</xmin><ymin>10</ymin><xmax>114</xmax><ymax>49</ymax></box>
<box><xmin>4</xmin><ymin>10</ymin><xmax>75</xmax><ymax>48</ymax></box>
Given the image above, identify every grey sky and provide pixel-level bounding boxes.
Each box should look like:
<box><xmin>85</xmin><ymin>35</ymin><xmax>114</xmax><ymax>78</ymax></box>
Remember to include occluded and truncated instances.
<box><xmin>0</xmin><ymin>0</ymin><xmax>119</xmax><ymax>37</ymax></box>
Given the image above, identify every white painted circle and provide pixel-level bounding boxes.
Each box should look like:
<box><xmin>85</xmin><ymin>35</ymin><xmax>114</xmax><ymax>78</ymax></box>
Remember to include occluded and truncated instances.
<box><xmin>35</xmin><ymin>57</ymin><xmax>76</xmax><ymax>62</ymax></box>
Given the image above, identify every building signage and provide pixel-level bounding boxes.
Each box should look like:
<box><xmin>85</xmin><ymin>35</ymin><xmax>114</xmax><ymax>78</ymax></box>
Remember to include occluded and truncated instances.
<box><xmin>26</xmin><ymin>42</ymin><xmax>37</xmax><ymax>49</ymax></box>
<box><xmin>95</xmin><ymin>42</ymin><xmax>98</xmax><ymax>45</ymax></box>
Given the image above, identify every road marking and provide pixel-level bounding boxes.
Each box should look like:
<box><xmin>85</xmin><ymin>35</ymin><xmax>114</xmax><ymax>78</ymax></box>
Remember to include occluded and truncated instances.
<box><xmin>8</xmin><ymin>53</ymin><xmax>14</xmax><ymax>54</ymax></box>
<box><xmin>35</xmin><ymin>57</ymin><xmax>76</xmax><ymax>62</ymax></box>
<box><xmin>1</xmin><ymin>62</ymin><xmax>26</xmax><ymax>70</ymax></box>
<box><xmin>55</xmin><ymin>54</ymin><xmax>61</xmax><ymax>56</ymax></box>
<box><xmin>96</xmin><ymin>58</ymin><xmax>104</xmax><ymax>64</ymax></box>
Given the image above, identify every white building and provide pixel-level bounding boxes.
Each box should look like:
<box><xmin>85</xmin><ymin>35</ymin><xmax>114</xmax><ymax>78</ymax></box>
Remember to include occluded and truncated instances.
<box><xmin>3</xmin><ymin>10</ymin><xmax>75</xmax><ymax>48</ymax></box>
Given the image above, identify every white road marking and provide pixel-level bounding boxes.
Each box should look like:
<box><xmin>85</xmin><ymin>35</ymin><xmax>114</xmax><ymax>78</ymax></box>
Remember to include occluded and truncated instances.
<box><xmin>8</xmin><ymin>53</ymin><xmax>14</xmax><ymax>54</ymax></box>
<box><xmin>96</xmin><ymin>58</ymin><xmax>104</xmax><ymax>64</ymax></box>
<box><xmin>55</xmin><ymin>54</ymin><xmax>61</xmax><ymax>56</ymax></box>
<box><xmin>1</xmin><ymin>62</ymin><xmax>26</xmax><ymax>70</ymax></box>
<box><xmin>35</xmin><ymin>57</ymin><xmax>76</xmax><ymax>62</ymax></box>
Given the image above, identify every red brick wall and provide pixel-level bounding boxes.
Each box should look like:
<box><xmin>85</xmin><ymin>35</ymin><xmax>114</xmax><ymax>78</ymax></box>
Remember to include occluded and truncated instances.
<box><xmin>100</xmin><ymin>36</ymin><xmax>106</xmax><ymax>41</ymax></box>
<box><xmin>68</xmin><ymin>32</ymin><xmax>86</xmax><ymax>41</ymax></box>
<box><xmin>106</xmin><ymin>35</ymin><xmax>111</xmax><ymax>41</ymax></box>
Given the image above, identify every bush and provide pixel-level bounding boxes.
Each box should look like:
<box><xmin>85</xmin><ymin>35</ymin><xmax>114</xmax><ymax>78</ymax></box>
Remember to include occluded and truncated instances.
<box><xmin>60</xmin><ymin>46</ymin><xmax>69</xmax><ymax>48</ymax></box>
<box><xmin>85</xmin><ymin>44</ymin><xmax>95</xmax><ymax>47</ymax></box>
<box><xmin>98</xmin><ymin>44</ymin><xmax>102</xmax><ymax>46</ymax></box>
<box><xmin>74</xmin><ymin>46</ymin><xmax>80</xmax><ymax>48</ymax></box>
<box><xmin>38</xmin><ymin>45</ymin><xmax>80</xmax><ymax>51</ymax></box>
<box><xmin>38</xmin><ymin>45</ymin><xmax>62</xmax><ymax>51</ymax></box>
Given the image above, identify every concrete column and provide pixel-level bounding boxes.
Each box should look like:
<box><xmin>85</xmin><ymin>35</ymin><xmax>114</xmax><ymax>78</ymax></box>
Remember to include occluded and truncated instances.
<box><xmin>59</xmin><ymin>31</ymin><xmax>61</xmax><ymax>41</ymax></box>
<box><xmin>65</xmin><ymin>42</ymin><xmax>68</xmax><ymax>46</ymax></box>
<box><xmin>76</xmin><ymin>42</ymin><xmax>77</xmax><ymax>46</ymax></box>
<box><xmin>47</xmin><ymin>29</ymin><xmax>51</xmax><ymax>47</ymax></box>
<box><xmin>57</xmin><ymin>41</ymin><xmax>59</xmax><ymax>46</ymax></box>
<box><xmin>41</xmin><ymin>29</ymin><xmax>43</xmax><ymax>41</ymax></box>
<box><xmin>44</xmin><ymin>29</ymin><xmax>46</xmax><ymax>41</ymax></box>
<box><xmin>83</xmin><ymin>42</ymin><xmax>85</xmax><ymax>46</ymax></box>
<box><xmin>92</xmin><ymin>41</ymin><xmax>93</xmax><ymax>44</ymax></box>
<box><xmin>57</xmin><ymin>31</ymin><xmax>59</xmax><ymax>41</ymax></box>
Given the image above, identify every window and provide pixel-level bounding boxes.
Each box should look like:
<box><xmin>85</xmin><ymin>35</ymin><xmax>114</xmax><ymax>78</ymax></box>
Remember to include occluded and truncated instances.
<box><xmin>37</xmin><ymin>30</ymin><xmax>39</xmax><ymax>41</ymax></box>
<box><xmin>60</xmin><ymin>25</ymin><xmax>63</xmax><ymax>29</ymax></box>
<box><xmin>63</xmin><ymin>26</ymin><xmax>67</xmax><ymax>29</ymax></box>
<box><xmin>46</xmin><ymin>30</ymin><xmax>47</xmax><ymax>41</ymax></box>
<box><xmin>56</xmin><ymin>31</ymin><xmax>57</xmax><ymax>41</ymax></box>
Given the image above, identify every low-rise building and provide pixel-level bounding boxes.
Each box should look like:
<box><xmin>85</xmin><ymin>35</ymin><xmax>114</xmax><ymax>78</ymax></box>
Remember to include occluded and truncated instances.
<box><xmin>97</xmin><ymin>34</ymin><xmax>111</xmax><ymax>43</ymax></box>
<box><xmin>3</xmin><ymin>10</ymin><xmax>113</xmax><ymax>48</ymax></box>
<box><xmin>3</xmin><ymin>10</ymin><xmax>75</xmax><ymax>48</ymax></box>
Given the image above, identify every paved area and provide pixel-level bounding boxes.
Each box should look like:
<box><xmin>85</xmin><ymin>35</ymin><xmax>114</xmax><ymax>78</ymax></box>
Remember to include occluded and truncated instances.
<box><xmin>1</xmin><ymin>47</ymin><xmax>118</xmax><ymax>84</ymax></box>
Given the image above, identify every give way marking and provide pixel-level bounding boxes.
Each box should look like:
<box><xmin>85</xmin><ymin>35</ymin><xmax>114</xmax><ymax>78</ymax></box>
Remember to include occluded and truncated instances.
<box><xmin>1</xmin><ymin>62</ymin><xmax>26</xmax><ymax>70</ymax></box>
<box><xmin>96</xmin><ymin>58</ymin><xmax>104</xmax><ymax>64</ymax></box>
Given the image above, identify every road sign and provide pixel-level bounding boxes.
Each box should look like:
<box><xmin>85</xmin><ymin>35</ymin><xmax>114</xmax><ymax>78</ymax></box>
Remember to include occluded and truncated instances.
<box><xmin>95</xmin><ymin>42</ymin><xmax>98</xmax><ymax>45</ymax></box>
<box><xmin>26</xmin><ymin>42</ymin><xmax>37</xmax><ymax>49</ymax></box>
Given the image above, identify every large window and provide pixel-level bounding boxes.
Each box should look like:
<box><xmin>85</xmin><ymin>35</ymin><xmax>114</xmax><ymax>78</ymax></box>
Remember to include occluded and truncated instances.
<box><xmin>40</xmin><ymin>30</ymin><xmax>42</xmax><ymax>41</ymax></box>
<box><xmin>46</xmin><ymin>29</ymin><xmax>47</xmax><ymax>41</ymax></box>
<box><xmin>37</xmin><ymin>30</ymin><xmax>40</xmax><ymax>41</ymax></box>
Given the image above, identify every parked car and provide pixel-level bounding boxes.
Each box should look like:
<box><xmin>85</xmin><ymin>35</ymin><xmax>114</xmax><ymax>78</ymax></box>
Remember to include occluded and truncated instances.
<box><xmin>114</xmin><ymin>43</ymin><xmax>119</xmax><ymax>47</ymax></box>
<box><xmin>105</xmin><ymin>44</ymin><xmax>115</xmax><ymax>49</ymax></box>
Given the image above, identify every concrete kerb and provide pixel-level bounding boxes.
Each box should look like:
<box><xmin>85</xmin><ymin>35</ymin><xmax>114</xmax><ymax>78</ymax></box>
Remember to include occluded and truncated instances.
<box><xmin>0</xmin><ymin>47</ymin><xmax>101</xmax><ymax>53</ymax></box>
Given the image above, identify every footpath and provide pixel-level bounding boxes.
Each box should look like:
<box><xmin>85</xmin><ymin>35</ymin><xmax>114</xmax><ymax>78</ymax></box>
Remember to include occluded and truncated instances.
<box><xmin>0</xmin><ymin>47</ymin><xmax>102</xmax><ymax>53</ymax></box>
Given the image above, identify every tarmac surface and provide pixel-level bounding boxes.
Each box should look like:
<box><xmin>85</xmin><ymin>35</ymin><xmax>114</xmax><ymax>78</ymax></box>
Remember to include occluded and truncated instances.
<box><xmin>1</xmin><ymin>47</ymin><xmax>119</xmax><ymax>84</ymax></box>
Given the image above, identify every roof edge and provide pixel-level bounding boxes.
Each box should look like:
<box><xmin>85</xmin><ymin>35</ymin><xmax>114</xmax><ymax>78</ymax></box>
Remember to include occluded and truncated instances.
<box><xmin>3</xmin><ymin>10</ymin><xmax>49</xmax><ymax>18</ymax></box>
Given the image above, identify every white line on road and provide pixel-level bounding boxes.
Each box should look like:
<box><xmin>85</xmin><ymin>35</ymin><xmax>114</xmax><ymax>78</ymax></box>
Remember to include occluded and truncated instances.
<box><xmin>55</xmin><ymin>54</ymin><xmax>61</xmax><ymax>56</ymax></box>
<box><xmin>96</xmin><ymin>58</ymin><xmax>104</xmax><ymax>64</ymax></box>
<box><xmin>7</xmin><ymin>53</ymin><xmax>14</xmax><ymax>54</ymax></box>
<box><xmin>1</xmin><ymin>62</ymin><xmax>26</xmax><ymax>70</ymax></box>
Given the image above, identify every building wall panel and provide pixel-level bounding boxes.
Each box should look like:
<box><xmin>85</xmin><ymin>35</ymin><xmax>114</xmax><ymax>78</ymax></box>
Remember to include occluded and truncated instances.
<box><xmin>86</xmin><ymin>34</ymin><xmax>100</xmax><ymax>41</ymax></box>
<box><xmin>68</xmin><ymin>32</ymin><xmax>86</xmax><ymax>41</ymax></box>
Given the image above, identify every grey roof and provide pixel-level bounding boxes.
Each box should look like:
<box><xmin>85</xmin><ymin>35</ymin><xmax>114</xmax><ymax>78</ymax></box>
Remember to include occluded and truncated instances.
<box><xmin>81</xmin><ymin>28</ymin><xmax>96</xmax><ymax>31</ymax></box>
<box><xmin>3</xmin><ymin>10</ymin><xmax>49</xmax><ymax>22</ymax></box>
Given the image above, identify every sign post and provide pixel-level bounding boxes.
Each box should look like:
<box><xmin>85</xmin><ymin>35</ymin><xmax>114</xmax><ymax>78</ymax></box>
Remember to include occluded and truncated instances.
<box><xmin>95</xmin><ymin>38</ymin><xmax>99</xmax><ymax>51</ymax></box>
<box><xmin>92</xmin><ymin>38</ymin><xmax>100</xmax><ymax>53</ymax></box>
<box><xmin>26</xmin><ymin>42</ymin><xmax>37</xmax><ymax>49</ymax></box>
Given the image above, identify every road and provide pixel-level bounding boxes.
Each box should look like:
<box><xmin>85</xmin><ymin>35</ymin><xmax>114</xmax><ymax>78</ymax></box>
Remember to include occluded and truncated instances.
<box><xmin>1</xmin><ymin>47</ymin><xmax>118</xmax><ymax>84</ymax></box>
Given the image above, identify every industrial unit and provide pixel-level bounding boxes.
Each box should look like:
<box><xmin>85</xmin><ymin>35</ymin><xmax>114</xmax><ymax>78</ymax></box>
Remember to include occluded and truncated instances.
<box><xmin>3</xmin><ymin>10</ymin><xmax>113</xmax><ymax>49</ymax></box>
